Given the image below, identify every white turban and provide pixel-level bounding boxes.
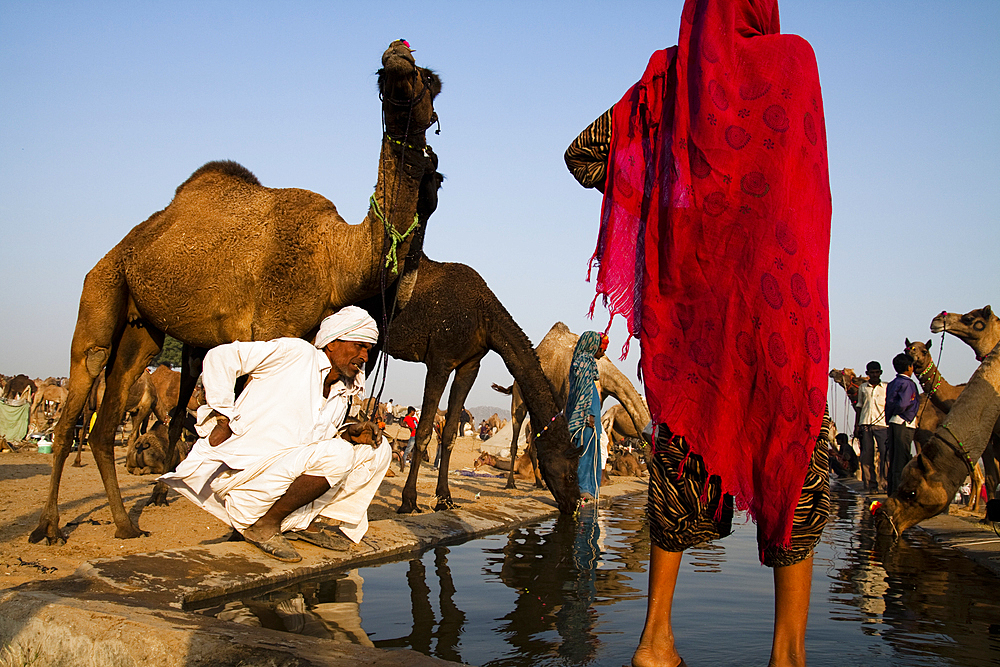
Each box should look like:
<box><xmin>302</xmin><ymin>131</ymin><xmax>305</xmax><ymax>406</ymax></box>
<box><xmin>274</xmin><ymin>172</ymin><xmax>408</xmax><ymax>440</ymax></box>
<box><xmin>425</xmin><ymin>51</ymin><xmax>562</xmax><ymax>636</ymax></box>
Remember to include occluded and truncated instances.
<box><xmin>314</xmin><ymin>306</ymin><xmax>379</xmax><ymax>349</ymax></box>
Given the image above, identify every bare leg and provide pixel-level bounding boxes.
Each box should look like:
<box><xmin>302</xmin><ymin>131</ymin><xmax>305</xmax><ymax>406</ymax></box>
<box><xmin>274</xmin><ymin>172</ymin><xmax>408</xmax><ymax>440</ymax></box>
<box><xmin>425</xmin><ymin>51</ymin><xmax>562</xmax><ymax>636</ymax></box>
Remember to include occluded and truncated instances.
<box><xmin>242</xmin><ymin>474</ymin><xmax>330</xmax><ymax>541</ymax></box>
<box><xmin>768</xmin><ymin>555</ymin><xmax>813</xmax><ymax>667</ymax></box>
<box><xmin>632</xmin><ymin>545</ymin><xmax>684</xmax><ymax>667</ymax></box>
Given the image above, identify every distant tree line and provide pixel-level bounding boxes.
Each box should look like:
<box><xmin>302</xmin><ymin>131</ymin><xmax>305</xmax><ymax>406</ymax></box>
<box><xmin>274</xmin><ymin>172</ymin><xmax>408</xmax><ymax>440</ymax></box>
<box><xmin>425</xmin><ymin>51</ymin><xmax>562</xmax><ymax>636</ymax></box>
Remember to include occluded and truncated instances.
<box><xmin>153</xmin><ymin>336</ymin><xmax>183</xmax><ymax>367</ymax></box>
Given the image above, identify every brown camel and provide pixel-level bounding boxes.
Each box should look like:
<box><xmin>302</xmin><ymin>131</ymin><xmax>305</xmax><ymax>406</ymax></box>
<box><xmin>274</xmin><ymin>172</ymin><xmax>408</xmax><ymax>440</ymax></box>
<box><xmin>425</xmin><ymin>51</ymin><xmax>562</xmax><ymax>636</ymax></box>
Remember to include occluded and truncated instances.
<box><xmin>828</xmin><ymin>368</ymin><xmax>865</xmax><ymax>411</ymax></box>
<box><xmin>125</xmin><ymin>422</ymin><xmax>191</xmax><ymax>476</ymax></box>
<box><xmin>601</xmin><ymin>401</ymin><xmax>649</xmax><ymax>449</ymax></box>
<box><xmin>2</xmin><ymin>374</ymin><xmax>36</xmax><ymax>402</ymax></box>
<box><xmin>492</xmin><ymin>322</ymin><xmax>651</xmax><ymax>490</ymax></box>
<box><xmin>877</xmin><ymin>339</ymin><xmax>1000</xmax><ymax>537</ymax></box>
<box><xmin>356</xmin><ymin>157</ymin><xmax>578</xmax><ymax>514</ymax></box>
<box><xmin>30</xmin><ymin>41</ymin><xmax>441</xmax><ymax>545</ymax></box>
<box><xmin>29</xmin><ymin>382</ymin><xmax>68</xmax><ymax>433</ymax></box>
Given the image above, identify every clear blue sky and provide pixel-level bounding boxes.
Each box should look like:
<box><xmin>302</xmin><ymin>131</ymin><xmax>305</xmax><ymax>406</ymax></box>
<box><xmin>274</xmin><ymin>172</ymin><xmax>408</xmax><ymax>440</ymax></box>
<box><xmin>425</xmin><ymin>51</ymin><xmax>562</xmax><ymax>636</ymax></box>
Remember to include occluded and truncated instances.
<box><xmin>2</xmin><ymin>1</ymin><xmax>997</xmax><ymax>432</ymax></box>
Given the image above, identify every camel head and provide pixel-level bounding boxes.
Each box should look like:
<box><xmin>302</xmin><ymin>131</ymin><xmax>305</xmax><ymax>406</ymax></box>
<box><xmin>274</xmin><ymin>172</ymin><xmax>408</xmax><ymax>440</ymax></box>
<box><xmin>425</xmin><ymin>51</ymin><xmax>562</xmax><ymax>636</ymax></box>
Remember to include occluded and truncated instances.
<box><xmin>533</xmin><ymin>416</ymin><xmax>581</xmax><ymax>515</ymax></box>
<box><xmin>378</xmin><ymin>40</ymin><xmax>441</xmax><ymax>144</ymax></box>
<box><xmin>874</xmin><ymin>440</ymin><xmax>958</xmax><ymax>538</ymax></box>
<box><xmin>829</xmin><ymin>367</ymin><xmax>863</xmax><ymax>390</ymax></box>
<box><xmin>930</xmin><ymin>305</ymin><xmax>998</xmax><ymax>360</ymax></box>
<box><xmin>904</xmin><ymin>338</ymin><xmax>934</xmax><ymax>374</ymax></box>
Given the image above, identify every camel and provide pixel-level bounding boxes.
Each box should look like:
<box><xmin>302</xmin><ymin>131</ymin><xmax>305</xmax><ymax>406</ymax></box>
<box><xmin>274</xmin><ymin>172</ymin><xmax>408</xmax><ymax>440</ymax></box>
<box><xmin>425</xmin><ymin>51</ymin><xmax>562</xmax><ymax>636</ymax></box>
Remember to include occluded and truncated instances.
<box><xmin>1</xmin><ymin>375</ymin><xmax>36</xmax><ymax>402</ymax></box>
<box><xmin>474</xmin><ymin>451</ymin><xmax>535</xmax><ymax>480</ymax></box>
<box><xmin>356</xmin><ymin>157</ymin><xmax>578</xmax><ymax>515</ymax></box>
<box><xmin>492</xmin><ymin>322</ymin><xmax>651</xmax><ymax>491</ymax></box>
<box><xmin>29</xmin><ymin>382</ymin><xmax>68</xmax><ymax>433</ymax></box>
<box><xmin>877</xmin><ymin>339</ymin><xmax>1000</xmax><ymax>537</ymax></box>
<box><xmin>485</xmin><ymin>413</ymin><xmax>506</xmax><ymax>434</ymax></box>
<box><xmin>601</xmin><ymin>402</ymin><xmax>649</xmax><ymax>449</ymax></box>
<box><xmin>828</xmin><ymin>368</ymin><xmax>864</xmax><ymax>410</ymax></box>
<box><xmin>30</xmin><ymin>41</ymin><xmax>441</xmax><ymax>545</ymax></box>
<box><xmin>125</xmin><ymin>422</ymin><xmax>191</xmax><ymax>476</ymax></box>
<box><xmin>930</xmin><ymin>305</ymin><xmax>1000</xmax><ymax>361</ymax></box>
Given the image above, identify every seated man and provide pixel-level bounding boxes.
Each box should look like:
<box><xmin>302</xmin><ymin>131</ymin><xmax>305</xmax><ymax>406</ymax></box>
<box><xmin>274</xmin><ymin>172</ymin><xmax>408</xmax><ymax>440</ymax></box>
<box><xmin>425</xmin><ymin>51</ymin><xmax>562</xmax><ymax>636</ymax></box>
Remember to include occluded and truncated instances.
<box><xmin>160</xmin><ymin>306</ymin><xmax>391</xmax><ymax>563</ymax></box>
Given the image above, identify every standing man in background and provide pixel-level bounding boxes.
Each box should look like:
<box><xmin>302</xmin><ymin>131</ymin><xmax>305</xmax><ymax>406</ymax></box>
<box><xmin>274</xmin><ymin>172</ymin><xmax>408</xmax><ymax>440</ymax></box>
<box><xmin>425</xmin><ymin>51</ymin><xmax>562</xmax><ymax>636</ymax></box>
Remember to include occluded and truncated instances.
<box><xmin>856</xmin><ymin>361</ymin><xmax>888</xmax><ymax>493</ymax></box>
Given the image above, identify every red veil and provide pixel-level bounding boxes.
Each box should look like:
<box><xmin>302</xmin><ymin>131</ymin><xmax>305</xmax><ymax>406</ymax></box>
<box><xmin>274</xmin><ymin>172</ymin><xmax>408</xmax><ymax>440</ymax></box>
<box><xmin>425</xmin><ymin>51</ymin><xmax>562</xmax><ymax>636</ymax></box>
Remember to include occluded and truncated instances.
<box><xmin>592</xmin><ymin>0</ymin><xmax>831</xmax><ymax>551</ymax></box>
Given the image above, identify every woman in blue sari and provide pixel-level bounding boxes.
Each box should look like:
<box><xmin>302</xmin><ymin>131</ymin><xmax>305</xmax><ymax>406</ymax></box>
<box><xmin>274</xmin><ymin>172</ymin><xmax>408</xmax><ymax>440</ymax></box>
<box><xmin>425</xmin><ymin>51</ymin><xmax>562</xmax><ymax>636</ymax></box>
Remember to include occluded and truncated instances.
<box><xmin>567</xmin><ymin>331</ymin><xmax>608</xmax><ymax>501</ymax></box>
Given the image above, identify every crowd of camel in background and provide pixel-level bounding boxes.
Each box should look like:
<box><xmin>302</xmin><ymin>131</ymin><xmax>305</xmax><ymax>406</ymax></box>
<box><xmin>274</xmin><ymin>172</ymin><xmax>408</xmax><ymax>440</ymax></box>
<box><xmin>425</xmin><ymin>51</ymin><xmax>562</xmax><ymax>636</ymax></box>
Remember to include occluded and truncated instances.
<box><xmin>6</xmin><ymin>41</ymin><xmax>998</xmax><ymax>551</ymax></box>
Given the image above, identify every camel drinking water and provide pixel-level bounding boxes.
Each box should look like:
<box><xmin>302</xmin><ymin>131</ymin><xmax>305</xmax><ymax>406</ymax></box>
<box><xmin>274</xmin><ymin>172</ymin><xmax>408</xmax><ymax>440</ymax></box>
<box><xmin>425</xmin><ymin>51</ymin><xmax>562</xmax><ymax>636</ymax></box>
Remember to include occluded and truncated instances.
<box><xmin>31</xmin><ymin>41</ymin><xmax>442</xmax><ymax>545</ymax></box>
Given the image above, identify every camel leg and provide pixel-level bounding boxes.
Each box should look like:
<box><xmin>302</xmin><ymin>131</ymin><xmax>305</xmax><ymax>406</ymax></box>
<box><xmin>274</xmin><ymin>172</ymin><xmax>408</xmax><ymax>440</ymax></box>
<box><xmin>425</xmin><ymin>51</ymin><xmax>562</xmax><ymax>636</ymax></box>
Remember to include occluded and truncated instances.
<box><xmin>149</xmin><ymin>345</ymin><xmax>205</xmax><ymax>506</ymax></box>
<box><xmin>434</xmin><ymin>356</ymin><xmax>484</xmax><ymax>511</ymax></box>
<box><xmin>29</xmin><ymin>355</ymin><xmax>108</xmax><ymax>544</ymax></box>
<box><xmin>398</xmin><ymin>366</ymin><xmax>451</xmax><ymax>514</ymax></box>
<box><xmin>89</xmin><ymin>319</ymin><xmax>163</xmax><ymax>539</ymax></box>
<box><xmin>29</xmin><ymin>260</ymin><xmax>130</xmax><ymax>544</ymax></box>
<box><xmin>505</xmin><ymin>402</ymin><xmax>528</xmax><ymax>490</ymax></box>
<box><xmin>527</xmin><ymin>439</ymin><xmax>544</xmax><ymax>488</ymax></box>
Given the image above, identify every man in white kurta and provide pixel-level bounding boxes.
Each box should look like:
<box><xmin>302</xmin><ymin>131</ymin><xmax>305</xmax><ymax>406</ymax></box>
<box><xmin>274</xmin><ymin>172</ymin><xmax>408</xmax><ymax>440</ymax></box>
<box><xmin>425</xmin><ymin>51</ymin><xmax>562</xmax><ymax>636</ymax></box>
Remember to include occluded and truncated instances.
<box><xmin>160</xmin><ymin>306</ymin><xmax>390</xmax><ymax>562</ymax></box>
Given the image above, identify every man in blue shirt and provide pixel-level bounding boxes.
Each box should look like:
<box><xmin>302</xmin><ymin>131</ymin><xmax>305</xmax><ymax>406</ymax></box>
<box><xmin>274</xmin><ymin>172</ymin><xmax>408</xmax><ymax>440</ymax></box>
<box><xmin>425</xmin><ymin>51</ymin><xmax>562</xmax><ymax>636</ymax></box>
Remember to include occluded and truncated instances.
<box><xmin>885</xmin><ymin>353</ymin><xmax>919</xmax><ymax>495</ymax></box>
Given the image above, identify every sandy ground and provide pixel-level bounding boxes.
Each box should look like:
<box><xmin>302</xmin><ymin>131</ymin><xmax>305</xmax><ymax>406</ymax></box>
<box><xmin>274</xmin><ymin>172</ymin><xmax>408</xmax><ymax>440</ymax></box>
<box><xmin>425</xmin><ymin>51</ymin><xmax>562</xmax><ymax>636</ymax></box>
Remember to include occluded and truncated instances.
<box><xmin>0</xmin><ymin>425</ymin><xmax>619</xmax><ymax>590</ymax></box>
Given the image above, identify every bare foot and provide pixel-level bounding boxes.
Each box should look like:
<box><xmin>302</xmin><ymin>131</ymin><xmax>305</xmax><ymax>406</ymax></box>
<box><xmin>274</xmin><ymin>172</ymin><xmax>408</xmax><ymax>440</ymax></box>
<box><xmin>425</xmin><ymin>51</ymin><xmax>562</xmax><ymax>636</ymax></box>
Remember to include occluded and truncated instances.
<box><xmin>631</xmin><ymin>642</ymin><xmax>683</xmax><ymax>667</ymax></box>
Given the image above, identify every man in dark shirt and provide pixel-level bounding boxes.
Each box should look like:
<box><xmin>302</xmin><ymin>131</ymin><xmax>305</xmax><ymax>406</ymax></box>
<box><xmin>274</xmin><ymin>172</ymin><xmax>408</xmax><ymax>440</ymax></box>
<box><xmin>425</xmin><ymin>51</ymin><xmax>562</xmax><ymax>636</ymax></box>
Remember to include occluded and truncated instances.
<box><xmin>885</xmin><ymin>353</ymin><xmax>919</xmax><ymax>495</ymax></box>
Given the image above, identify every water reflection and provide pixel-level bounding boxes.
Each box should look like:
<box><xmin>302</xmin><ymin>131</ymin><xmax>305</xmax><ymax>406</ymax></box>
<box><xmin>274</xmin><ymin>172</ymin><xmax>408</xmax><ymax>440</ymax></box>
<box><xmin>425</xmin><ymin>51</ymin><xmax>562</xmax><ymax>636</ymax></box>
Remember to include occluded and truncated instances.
<box><xmin>201</xmin><ymin>489</ymin><xmax>1000</xmax><ymax>666</ymax></box>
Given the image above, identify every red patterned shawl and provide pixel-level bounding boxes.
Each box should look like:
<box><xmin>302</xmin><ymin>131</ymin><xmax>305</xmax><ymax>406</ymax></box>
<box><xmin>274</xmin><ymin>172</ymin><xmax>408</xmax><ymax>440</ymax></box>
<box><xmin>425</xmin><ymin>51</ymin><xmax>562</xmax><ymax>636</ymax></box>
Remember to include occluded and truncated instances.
<box><xmin>592</xmin><ymin>0</ymin><xmax>831</xmax><ymax>551</ymax></box>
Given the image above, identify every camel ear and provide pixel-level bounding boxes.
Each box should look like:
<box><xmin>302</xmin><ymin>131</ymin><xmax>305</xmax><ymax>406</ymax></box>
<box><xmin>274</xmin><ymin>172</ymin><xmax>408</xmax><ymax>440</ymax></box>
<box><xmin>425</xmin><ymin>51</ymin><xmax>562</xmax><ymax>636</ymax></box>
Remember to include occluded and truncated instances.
<box><xmin>905</xmin><ymin>338</ymin><xmax>911</xmax><ymax>347</ymax></box>
<box><xmin>926</xmin><ymin>339</ymin><xmax>932</xmax><ymax>350</ymax></box>
<box><xmin>984</xmin><ymin>305</ymin><xmax>992</xmax><ymax>318</ymax></box>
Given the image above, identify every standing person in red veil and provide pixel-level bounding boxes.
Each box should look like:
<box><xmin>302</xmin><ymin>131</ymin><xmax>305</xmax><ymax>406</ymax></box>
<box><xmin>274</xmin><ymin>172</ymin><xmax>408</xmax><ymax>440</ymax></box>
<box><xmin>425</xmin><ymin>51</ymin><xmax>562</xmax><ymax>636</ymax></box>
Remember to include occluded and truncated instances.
<box><xmin>566</xmin><ymin>1</ymin><xmax>832</xmax><ymax>665</ymax></box>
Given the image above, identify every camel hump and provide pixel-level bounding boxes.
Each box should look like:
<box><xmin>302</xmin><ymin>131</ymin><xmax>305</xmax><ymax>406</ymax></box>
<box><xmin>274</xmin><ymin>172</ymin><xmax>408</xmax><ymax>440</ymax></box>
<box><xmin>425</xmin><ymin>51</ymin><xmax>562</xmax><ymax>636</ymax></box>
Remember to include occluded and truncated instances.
<box><xmin>176</xmin><ymin>160</ymin><xmax>261</xmax><ymax>194</ymax></box>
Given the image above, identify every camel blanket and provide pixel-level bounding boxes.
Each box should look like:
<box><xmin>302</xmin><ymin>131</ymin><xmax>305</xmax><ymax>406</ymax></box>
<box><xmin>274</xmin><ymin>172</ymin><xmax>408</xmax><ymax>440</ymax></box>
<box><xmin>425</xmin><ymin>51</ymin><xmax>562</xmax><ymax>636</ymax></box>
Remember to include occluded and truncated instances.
<box><xmin>0</xmin><ymin>400</ymin><xmax>29</xmax><ymax>441</ymax></box>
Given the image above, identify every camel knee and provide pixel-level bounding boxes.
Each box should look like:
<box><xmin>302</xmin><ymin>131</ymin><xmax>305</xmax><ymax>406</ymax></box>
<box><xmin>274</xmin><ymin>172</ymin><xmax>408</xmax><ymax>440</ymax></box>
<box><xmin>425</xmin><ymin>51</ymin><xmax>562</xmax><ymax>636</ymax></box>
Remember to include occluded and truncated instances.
<box><xmin>84</xmin><ymin>347</ymin><xmax>111</xmax><ymax>377</ymax></box>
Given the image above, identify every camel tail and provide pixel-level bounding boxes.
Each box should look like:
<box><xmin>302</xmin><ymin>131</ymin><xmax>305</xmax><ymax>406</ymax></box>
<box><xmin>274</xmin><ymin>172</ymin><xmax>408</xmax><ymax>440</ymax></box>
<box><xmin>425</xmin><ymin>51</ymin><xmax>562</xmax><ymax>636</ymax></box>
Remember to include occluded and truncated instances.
<box><xmin>491</xmin><ymin>383</ymin><xmax>513</xmax><ymax>395</ymax></box>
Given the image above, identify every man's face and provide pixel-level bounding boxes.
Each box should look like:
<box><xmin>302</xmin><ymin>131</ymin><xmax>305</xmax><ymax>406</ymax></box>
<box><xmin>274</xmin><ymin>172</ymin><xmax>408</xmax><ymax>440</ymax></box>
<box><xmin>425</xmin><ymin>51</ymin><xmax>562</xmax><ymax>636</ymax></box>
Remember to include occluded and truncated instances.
<box><xmin>867</xmin><ymin>369</ymin><xmax>882</xmax><ymax>385</ymax></box>
<box><xmin>324</xmin><ymin>340</ymin><xmax>372</xmax><ymax>381</ymax></box>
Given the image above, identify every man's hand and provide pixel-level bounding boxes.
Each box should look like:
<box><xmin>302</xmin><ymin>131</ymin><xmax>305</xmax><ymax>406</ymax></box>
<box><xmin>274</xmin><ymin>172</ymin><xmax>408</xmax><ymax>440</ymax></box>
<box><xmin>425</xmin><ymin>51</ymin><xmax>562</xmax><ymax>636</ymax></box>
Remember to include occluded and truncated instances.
<box><xmin>341</xmin><ymin>420</ymin><xmax>383</xmax><ymax>448</ymax></box>
<box><xmin>586</xmin><ymin>414</ymin><xmax>595</xmax><ymax>429</ymax></box>
<box><xmin>209</xmin><ymin>419</ymin><xmax>232</xmax><ymax>447</ymax></box>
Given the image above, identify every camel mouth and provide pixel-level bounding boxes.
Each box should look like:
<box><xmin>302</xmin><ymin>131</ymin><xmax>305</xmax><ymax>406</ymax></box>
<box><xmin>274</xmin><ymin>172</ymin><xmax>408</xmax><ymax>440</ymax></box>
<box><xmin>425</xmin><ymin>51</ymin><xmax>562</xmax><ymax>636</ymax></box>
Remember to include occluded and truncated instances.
<box><xmin>929</xmin><ymin>321</ymin><xmax>946</xmax><ymax>334</ymax></box>
<box><xmin>872</xmin><ymin>504</ymin><xmax>899</xmax><ymax>538</ymax></box>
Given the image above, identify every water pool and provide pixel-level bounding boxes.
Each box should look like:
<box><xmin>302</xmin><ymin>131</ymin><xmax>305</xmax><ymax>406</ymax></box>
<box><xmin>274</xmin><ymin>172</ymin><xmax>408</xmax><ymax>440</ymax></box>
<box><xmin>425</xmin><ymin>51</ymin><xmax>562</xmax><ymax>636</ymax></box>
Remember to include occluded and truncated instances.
<box><xmin>201</xmin><ymin>485</ymin><xmax>1000</xmax><ymax>666</ymax></box>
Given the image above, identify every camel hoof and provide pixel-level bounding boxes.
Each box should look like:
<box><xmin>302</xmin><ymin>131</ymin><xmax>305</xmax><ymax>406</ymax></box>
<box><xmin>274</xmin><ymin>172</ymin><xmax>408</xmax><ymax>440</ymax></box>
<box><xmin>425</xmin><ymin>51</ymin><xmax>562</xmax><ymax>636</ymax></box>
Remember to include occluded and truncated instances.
<box><xmin>504</xmin><ymin>480</ymin><xmax>517</xmax><ymax>490</ymax></box>
<box><xmin>71</xmin><ymin>461</ymin><xmax>83</xmax><ymax>468</ymax></box>
<box><xmin>114</xmin><ymin>525</ymin><xmax>150</xmax><ymax>540</ymax></box>
<box><xmin>28</xmin><ymin>525</ymin><xmax>66</xmax><ymax>546</ymax></box>
<box><xmin>148</xmin><ymin>486</ymin><xmax>169</xmax><ymax>506</ymax></box>
<box><xmin>396</xmin><ymin>503</ymin><xmax>422</xmax><ymax>514</ymax></box>
<box><xmin>434</xmin><ymin>499</ymin><xmax>458</xmax><ymax>511</ymax></box>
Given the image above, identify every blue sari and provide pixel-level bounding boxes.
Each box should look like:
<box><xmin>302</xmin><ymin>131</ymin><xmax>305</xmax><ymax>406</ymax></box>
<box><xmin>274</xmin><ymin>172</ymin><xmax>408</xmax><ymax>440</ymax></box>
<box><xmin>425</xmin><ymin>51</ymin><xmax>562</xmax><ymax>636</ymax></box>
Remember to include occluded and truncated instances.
<box><xmin>567</xmin><ymin>332</ymin><xmax>603</xmax><ymax>499</ymax></box>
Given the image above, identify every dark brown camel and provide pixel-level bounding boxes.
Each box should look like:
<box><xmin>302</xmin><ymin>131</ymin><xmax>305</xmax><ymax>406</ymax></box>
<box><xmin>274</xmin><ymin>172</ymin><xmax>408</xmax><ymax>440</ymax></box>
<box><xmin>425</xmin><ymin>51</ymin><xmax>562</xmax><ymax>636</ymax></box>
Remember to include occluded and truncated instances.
<box><xmin>30</xmin><ymin>41</ymin><xmax>441</xmax><ymax>544</ymax></box>
<box><xmin>358</xmin><ymin>164</ymin><xmax>578</xmax><ymax>515</ymax></box>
